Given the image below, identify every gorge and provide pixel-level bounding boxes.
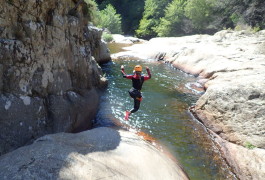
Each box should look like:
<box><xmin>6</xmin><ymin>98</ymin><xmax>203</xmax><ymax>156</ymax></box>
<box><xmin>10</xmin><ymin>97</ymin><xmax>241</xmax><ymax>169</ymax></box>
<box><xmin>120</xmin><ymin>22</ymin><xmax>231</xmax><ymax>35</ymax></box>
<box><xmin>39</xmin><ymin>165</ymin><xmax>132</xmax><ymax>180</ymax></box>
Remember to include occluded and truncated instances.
<box><xmin>1</xmin><ymin>0</ymin><xmax>265</xmax><ymax>179</ymax></box>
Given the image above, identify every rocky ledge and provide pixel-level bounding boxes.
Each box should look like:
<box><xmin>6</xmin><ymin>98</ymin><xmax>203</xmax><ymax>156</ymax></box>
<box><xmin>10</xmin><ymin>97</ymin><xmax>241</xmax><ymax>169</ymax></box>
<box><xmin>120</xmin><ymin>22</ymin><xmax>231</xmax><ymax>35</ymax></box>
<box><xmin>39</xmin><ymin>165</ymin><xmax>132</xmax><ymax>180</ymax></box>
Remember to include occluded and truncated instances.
<box><xmin>0</xmin><ymin>127</ymin><xmax>189</xmax><ymax>180</ymax></box>
<box><xmin>111</xmin><ymin>30</ymin><xmax>265</xmax><ymax>180</ymax></box>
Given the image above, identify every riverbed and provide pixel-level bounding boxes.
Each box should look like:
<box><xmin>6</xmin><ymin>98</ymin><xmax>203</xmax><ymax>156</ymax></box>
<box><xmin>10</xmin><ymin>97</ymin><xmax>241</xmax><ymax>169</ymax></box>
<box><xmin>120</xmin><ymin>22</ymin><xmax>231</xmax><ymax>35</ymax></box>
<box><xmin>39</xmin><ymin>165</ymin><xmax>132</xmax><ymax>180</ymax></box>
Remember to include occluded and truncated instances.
<box><xmin>94</xmin><ymin>44</ymin><xmax>236</xmax><ymax>179</ymax></box>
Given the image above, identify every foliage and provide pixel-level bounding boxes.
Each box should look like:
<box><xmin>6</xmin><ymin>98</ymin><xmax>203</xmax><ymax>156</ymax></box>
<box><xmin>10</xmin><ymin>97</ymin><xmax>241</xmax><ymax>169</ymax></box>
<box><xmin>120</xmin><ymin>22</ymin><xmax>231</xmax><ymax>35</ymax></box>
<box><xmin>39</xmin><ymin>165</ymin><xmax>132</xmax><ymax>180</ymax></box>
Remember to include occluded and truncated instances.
<box><xmin>95</xmin><ymin>0</ymin><xmax>144</xmax><ymax>35</ymax></box>
<box><xmin>155</xmin><ymin>0</ymin><xmax>187</xmax><ymax>37</ymax></box>
<box><xmin>244</xmin><ymin>142</ymin><xmax>256</xmax><ymax>150</ymax></box>
<box><xmin>84</xmin><ymin>0</ymin><xmax>100</xmax><ymax>24</ymax></box>
<box><xmin>102</xmin><ymin>32</ymin><xmax>113</xmax><ymax>42</ymax></box>
<box><xmin>230</xmin><ymin>12</ymin><xmax>241</xmax><ymax>25</ymax></box>
<box><xmin>97</xmin><ymin>4</ymin><xmax>122</xmax><ymax>34</ymax></box>
<box><xmin>95</xmin><ymin>0</ymin><xmax>264</xmax><ymax>37</ymax></box>
<box><xmin>136</xmin><ymin>0</ymin><xmax>171</xmax><ymax>39</ymax></box>
<box><xmin>185</xmin><ymin>0</ymin><xmax>216</xmax><ymax>30</ymax></box>
<box><xmin>252</xmin><ymin>26</ymin><xmax>261</xmax><ymax>32</ymax></box>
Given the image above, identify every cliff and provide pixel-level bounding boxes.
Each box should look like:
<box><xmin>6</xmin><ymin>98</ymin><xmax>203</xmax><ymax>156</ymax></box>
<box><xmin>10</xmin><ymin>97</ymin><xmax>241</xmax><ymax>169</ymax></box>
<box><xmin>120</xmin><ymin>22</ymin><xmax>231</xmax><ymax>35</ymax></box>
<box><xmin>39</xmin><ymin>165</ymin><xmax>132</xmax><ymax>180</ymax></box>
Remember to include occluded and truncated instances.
<box><xmin>0</xmin><ymin>0</ymin><xmax>110</xmax><ymax>155</ymax></box>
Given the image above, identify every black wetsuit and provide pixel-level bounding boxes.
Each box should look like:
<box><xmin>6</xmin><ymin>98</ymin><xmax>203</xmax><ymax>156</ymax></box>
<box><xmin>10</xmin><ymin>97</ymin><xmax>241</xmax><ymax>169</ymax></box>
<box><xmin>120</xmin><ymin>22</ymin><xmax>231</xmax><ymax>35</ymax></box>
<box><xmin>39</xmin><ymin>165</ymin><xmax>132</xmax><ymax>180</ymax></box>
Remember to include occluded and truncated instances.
<box><xmin>121</xmin><ymin>69</ymin><xmax>151</xmax><ymax>113</ymax></box>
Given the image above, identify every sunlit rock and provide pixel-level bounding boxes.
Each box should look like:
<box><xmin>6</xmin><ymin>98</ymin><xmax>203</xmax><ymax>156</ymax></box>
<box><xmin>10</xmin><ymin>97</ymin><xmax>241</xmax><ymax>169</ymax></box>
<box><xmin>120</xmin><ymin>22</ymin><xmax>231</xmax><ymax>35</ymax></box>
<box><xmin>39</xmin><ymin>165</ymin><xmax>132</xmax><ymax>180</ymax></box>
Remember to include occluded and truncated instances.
<box><xmin>111</xmin><ymin>30</ymin><xmax>265</xmax><ymax>179</ymax></box>
<box><xmin>0</xmin><ymin>127</ymin><xmax>189</xmax><ymax>180</ymax></box>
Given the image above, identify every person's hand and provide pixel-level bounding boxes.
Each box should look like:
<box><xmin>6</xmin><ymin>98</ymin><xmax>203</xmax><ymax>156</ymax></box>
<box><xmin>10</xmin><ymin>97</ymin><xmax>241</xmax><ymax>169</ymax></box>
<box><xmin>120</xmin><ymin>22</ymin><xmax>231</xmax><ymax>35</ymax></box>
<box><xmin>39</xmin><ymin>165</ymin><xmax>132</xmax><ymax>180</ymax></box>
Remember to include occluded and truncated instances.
<box><xmin>121</xmin><ymin>65</ymin><xmax>124</xmax><ymax>70</ymax></box>
<box><xmin>146</xmin><ymin>66</ymin><xmax>149</xmax><ymax>70</ymax></box>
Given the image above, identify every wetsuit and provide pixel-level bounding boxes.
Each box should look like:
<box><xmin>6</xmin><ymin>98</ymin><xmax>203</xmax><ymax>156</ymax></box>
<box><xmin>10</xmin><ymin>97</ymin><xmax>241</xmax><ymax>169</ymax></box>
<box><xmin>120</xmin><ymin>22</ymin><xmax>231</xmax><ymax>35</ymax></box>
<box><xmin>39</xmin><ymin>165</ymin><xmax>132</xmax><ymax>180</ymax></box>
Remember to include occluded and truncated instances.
<box><xmin>121</xmin><ymin>68</ymin><xmax>151</xmax><ymax>113</ymax></box>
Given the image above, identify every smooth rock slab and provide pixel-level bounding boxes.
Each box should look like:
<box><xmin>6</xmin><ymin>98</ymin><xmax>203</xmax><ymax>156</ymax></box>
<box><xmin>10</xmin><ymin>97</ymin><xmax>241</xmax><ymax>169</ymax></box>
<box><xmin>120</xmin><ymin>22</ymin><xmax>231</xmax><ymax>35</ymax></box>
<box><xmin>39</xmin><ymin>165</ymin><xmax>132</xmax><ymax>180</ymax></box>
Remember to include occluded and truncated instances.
<box><xmin>0</xmin><ymin>127</ymin><xmax>189</xmax><ymax>180</ymax></box>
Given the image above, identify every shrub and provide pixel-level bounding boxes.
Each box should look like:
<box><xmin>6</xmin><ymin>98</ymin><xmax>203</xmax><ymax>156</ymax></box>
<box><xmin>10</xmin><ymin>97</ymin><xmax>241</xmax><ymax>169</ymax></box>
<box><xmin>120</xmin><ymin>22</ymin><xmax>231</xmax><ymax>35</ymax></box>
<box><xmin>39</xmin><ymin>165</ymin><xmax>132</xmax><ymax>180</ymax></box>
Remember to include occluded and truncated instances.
<box><xmin>244</xmin><ymin>142</ymin><xmax>256</xmax><ymax>149</ymax></box>
<box><xmin>102</xmin><ymin>32</ymin><xmax>113</xmax><ymax>42</ymax></box>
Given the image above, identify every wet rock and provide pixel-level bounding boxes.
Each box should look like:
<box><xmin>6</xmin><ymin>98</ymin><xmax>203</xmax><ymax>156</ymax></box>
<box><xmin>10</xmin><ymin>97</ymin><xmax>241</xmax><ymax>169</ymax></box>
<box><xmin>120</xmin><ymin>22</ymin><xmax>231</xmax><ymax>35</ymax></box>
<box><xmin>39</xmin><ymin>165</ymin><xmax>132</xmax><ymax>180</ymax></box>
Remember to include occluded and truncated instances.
<box><xmin>0</xmin><ymin>0</ymin><xmax>110</xmax><ymax>155</ymax></box>
<box><xmin>0</xmin><ymin>127</ymin><xmax>189</xmax><ymax>180</ymax></box>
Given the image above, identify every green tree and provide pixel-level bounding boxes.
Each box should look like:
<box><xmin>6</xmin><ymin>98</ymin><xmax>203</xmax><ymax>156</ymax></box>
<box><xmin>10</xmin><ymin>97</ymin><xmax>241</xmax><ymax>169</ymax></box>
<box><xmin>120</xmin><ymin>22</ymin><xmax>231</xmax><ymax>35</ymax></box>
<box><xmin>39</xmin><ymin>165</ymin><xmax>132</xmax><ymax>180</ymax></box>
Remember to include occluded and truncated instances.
<box><xmin>97</xmin><ymin>4</ymin><xmax>122</xmax><ymax>34</ymax></box>
<box><xmin>155</xmin><ymin>0</ymin><xmax>187</xmax><ymax>37</ymax></box>
<box><xmin>136</xmin><ymin>0</ymin><xmax>171</xmax><ymax>39</ymax></box>
<box><xmin>96</xmin><ymin>0</ymin><xmax>144</xmax><ymax>34</ymax></box>
<box><xmin>185</xmin><ymin>0</ymin><xmax>216</xmax><ymax>30</ymax></box>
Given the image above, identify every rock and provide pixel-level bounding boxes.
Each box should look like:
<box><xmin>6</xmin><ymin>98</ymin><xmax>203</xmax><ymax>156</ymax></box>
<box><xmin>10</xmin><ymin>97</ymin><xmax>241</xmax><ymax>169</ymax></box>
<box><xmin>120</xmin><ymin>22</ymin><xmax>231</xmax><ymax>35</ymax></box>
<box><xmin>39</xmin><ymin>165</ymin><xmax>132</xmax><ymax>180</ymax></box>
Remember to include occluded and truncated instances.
<box><xmin>0</xmin><ymin>127</ymin><xmax>189</xmax><ymax>180</ymax></box>
<box><xmin>87</xmin><ymin>26</ymin><xmax>111</xmax><ymax>64</ymax></box>
<box><xmin>112</xmin><ymin>34</ymin><xmax>145</xmax><ymax>44</ymax></box>
<box><xmin>0</xmin><ymin>94</ymin><xmax>49</xmax><ymax>154</ymax></box>
<box><xmin>195</xmin><ymin>69</ymin><xmax>265</xmax><ymax>148</ymax></box>
<box><xmin>210</xmin><ymin>130</ymin><xmax>265</xmax><ymax>180</ymax></box>
<box><xmin>0</xmin><ymin>0</ymin><xmax>110</xmax><ymax>155</ymax></box>
<box><xmin>112</xmin><ymin>30</ymin><xmax>265</xmax><ymax>179</ymax></box>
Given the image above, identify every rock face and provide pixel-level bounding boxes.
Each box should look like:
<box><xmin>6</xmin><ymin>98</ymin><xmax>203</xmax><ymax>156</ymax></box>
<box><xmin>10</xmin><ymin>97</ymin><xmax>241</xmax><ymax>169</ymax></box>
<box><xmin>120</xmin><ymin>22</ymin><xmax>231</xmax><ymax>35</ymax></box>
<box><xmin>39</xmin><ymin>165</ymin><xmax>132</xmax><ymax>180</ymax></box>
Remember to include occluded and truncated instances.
<box><xmin>0</xmin><ymin>127</ymin><xmax>189</xmax><ymax>180</ymax></box>
<box><xmin>112</xmin><ymin>34</ymin><xmax>145</xmax><ymax>44</ymax></box>
<box><xmin>111</xmin><ymin>30</ymin><xmax>265</xmax><ymax>179</ymax></box>
<box><xmin>0</xmin><ymin>0</ymin><xmax>110</xmax><ymax>155</ymax></box>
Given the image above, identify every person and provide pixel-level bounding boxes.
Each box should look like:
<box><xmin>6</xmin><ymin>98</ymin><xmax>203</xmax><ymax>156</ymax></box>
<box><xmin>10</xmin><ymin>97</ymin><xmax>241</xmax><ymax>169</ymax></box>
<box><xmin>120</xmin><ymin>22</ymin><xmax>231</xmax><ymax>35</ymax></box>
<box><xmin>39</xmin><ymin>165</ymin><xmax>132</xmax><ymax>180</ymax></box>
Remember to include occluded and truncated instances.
<box><xmin>121</xmin><ymin>65</ymin><xmax>151</xmax><ymax>120</ymax></box>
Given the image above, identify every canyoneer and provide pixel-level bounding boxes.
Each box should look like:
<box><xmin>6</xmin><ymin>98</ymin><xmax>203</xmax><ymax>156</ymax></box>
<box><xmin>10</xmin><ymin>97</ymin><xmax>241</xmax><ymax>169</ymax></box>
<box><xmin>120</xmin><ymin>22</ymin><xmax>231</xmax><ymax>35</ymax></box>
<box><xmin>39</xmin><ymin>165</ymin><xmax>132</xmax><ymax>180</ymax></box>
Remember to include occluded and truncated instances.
<box><xmin>121</xmin><ymin>65</ymin><xmax>151</xmax><ymax>120</ymax></box>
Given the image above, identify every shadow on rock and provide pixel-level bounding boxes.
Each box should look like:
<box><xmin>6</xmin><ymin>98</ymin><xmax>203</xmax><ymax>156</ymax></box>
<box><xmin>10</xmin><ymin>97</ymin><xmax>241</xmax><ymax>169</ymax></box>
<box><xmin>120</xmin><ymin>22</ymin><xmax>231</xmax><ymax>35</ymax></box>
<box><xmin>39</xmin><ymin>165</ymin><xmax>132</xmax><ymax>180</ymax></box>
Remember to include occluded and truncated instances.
<box><xmin>0</xmin><ymin>127</ymin><xmax>121</xmax><ymax>179</ymax></box>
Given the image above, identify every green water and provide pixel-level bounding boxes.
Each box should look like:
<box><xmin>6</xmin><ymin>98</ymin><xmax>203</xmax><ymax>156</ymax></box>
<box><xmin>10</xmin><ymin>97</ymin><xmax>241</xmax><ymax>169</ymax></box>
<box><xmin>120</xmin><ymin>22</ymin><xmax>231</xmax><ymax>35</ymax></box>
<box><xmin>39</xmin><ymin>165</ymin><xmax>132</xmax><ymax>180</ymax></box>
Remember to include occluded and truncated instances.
<box><xmin>95</xmin><ymin>56</ymin><xmax>235</xmax><ymax>179</ymax></box>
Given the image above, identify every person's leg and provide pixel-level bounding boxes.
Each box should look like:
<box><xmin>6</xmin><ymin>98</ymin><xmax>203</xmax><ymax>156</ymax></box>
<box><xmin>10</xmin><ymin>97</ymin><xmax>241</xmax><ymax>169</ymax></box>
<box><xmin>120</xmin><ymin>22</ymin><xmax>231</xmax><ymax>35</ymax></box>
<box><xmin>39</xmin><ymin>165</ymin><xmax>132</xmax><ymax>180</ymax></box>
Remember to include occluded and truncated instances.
<box><xmin>130</xmin><ymin>98</ymin><xmax>140</xmax><ymax>113</ymax></box>
<box><xmin>125</xmin><ymin>90</ymin><xmax>142</xmax><ymax>120</ymax></box>
<box><xmin>125</xmin><ymin>98</ymin><xmax>141</xmax><ymax>120</ymax></box>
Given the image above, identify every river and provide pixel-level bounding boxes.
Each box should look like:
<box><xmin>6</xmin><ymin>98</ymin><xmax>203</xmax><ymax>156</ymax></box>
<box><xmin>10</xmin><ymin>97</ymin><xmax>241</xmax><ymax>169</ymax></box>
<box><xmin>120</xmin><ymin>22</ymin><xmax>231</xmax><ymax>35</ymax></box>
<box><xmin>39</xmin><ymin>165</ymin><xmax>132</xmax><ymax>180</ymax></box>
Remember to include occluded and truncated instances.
<box><xmin>94</xmin><ymin>44</ymin><xmax>235</xmax><ymax>180</ymax></box>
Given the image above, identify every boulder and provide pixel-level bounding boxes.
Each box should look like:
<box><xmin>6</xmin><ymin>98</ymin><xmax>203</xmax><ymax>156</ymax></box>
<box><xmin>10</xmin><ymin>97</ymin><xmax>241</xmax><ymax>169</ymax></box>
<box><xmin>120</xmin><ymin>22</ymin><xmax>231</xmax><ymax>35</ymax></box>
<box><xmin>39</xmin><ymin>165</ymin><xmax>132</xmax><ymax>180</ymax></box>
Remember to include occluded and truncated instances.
<box><xmin>0</xmin><ymin>127</ymin><xmax>189</xmax><ymax>180</ymax></box>
<box><xmin>112</xmin><ymin>34</ymin><xmax>145</xmax><ymax>44</ymax></box>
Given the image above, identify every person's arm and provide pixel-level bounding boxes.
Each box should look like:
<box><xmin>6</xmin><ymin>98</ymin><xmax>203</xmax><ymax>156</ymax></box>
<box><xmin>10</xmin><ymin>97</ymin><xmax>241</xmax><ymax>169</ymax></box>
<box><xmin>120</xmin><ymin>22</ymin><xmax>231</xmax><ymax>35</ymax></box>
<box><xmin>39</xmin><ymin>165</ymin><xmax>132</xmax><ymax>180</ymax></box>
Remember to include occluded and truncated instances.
<box><xmin>121</xmin><ymin>65</ymin><xmax>133</xmax><ymax>79</ymax></box>
<box><xmin>144</xmin><ymin>66</ymin><xmax>151</xmax><ymax>80</ymax></box>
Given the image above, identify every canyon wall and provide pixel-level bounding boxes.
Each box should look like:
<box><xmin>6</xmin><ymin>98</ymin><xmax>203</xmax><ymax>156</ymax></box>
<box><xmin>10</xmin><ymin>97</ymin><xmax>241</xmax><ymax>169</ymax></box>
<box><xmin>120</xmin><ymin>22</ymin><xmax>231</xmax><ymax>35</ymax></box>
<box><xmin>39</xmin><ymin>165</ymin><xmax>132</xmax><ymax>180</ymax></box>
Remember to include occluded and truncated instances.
<box><xmin>0</xmin><ymin>0</ymin><xmax>110</xmax><ymax>155</ymax></box>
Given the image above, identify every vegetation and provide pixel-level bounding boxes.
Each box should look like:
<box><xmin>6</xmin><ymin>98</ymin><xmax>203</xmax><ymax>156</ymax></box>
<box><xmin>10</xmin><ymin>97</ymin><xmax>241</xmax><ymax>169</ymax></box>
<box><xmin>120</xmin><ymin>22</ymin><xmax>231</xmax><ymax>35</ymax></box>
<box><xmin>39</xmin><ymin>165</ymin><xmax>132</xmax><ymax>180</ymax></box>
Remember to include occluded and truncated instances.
<box><xmin>184</xmin><ymin>0</ymin><xmax>216</xmax><ymax>30</ymax></box>
<box><xmin>244</xmin><ymin>142</ymin><xmax>256</xmax><ymax>150</ymax></box>
<box><xmin>96</xmin><ymin>4</ymin><xmax>122</xmax><ymax>34</ymax></box>
<box><xmin>136</xmin><ymin>0</ymin><xmax>171</xmax><ymax>39</ymax></box>
<box><xmin>95</xmin><ymin>0</ymin><xmax>144</xmax><ymax>35</ymax></box>
<box><xmin>85</xmin><ymin>0</ymin><xmax>264</xmax><ymax>38</ymax></box>
<box><xmin>102</xmin><ymin>32</ymin><xmax>113</xmax><ymax>42</ymax></box>
<box><xmin>155</xmin><ymin>0</ymin><xmax>187</xmax><ymax>37</ymax></box>
<box><xmin>84</xmin><ymin>0</ymin><xmax>100</xmax><ymax>24</ymax></box>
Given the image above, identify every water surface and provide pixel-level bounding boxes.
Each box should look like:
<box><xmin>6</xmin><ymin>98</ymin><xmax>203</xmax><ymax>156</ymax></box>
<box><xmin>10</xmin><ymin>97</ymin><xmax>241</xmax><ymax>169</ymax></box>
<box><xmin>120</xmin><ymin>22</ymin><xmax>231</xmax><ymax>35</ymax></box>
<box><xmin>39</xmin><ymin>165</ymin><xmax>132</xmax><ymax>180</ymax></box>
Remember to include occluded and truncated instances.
<box><xmin>95</xmin><ymin>57</ymin><xmax>234</xmax><ymax>179</ymax></box>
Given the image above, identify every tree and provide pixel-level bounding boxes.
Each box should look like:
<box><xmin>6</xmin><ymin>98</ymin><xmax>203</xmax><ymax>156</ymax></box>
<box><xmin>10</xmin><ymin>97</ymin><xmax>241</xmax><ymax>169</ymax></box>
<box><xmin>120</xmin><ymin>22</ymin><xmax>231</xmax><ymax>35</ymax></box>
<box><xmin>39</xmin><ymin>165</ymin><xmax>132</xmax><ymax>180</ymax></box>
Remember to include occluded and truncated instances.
<box><xmin>155</xmin><ymin>0</ymin><xmax>187</xmax><ymax>37</ymax></box>
<box><xmin>136</xmin><ymin>0</ymin><xmax>171</xmax><ymax>39</ymax></box>
<box><xmin>95</xmin><ymin>0</ymin><xmax>144</xmax><ymax>35</ymax></box>
<box><xmin>185</xmin><ymin>0</ymin><xmax>216</xmax><ymax>30</ymax></box>
<box><xmin>97</xmin><ymin>4</ymin><xmax>122</xmax><ymax>34</ymax></box>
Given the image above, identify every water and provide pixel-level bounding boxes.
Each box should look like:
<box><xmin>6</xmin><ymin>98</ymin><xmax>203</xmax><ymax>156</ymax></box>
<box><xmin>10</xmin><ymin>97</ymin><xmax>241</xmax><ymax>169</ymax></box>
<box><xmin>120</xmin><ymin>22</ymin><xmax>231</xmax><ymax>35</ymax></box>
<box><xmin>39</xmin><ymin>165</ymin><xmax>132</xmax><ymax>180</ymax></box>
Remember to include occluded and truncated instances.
<box><xmin>95</xmin><ymin>55</ymin><xmax>235</xmax><ymax>179</ymax></box>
